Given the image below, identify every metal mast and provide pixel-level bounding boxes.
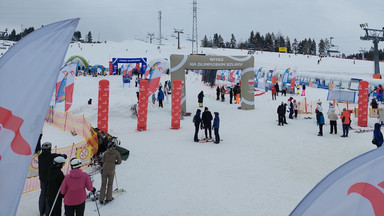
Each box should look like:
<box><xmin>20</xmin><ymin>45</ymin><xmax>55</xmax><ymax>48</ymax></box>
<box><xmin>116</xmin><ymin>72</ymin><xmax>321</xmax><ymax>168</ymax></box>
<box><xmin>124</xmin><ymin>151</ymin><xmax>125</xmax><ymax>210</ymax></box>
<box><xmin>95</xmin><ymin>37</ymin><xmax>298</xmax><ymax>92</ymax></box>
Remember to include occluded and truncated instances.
<box><xmin>158</xmin><ymin>10</ymin><xmax>162</xmax><ymax>45</ymax></box>
<box><xmin>192</xmin><ymin>0</ymin><xmax>198</xmax><ymax>54</ymax></box>
<box><xmin>360</xmin><ymin>23</ymin><xmax>384</xmax><ymax>76</ymax></box>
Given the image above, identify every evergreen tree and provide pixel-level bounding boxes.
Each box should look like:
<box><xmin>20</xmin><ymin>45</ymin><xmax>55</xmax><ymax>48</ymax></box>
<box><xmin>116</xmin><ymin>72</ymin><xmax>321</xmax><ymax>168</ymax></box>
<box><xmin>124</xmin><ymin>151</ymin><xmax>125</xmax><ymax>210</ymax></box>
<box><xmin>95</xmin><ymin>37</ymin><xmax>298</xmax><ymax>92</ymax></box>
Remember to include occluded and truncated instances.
<box><xmin>292</xmin><ymin>38</ymin><xmax>298</xmax><ymax>54</ymax></box>
<box><xmin>255</xmin><ymin>32</ymin><xmax>262</xmax><ymax>50</ymax></box>
<box><xmin>87</xmin><ymin>31</ymin><xmax>93</xmax><ymax>43</ymax></box>
<box><xmin>218</xmin><ymin>34</ymin><xmax>224</xmax><ymax>48</ymax></box>
<box><xmin>9</xmin><ymin>29</ymin><xmax>16</xmax><ymax>41</ymax></box>
<box><xmin>264</xmin><ymin>33</ymin><xmax>273</xmax><ymax>52</ymax></box>
<box><xmin>230</xmin><ymin>34</ymin><xmax>236</xmax><ymax>48</ymax></box>
<box><xmin>201</xmin><ymin>35</ymin><xmax>209</xmax><ymax>47</ymax></box>
<box><xmin>310</xmin><ymin>39</ymin><xmax>316</xmax><ymax>55</ymax></box>
<box><xmin>73</xmin><ymin>31</ymin><xmax>82</xmax><ymax>41</ymax></box>
<box><xmin>318</xmin><ymin>39</ymin><xmax>326</xmax><ymax>56</ymax></box>
<box><xmin>213</xmin><ymin>33</ymin><xmax>219</xmax><ymax>47</ymax></box>
<box><xmin>248</xmin><ymin>31</ymin><xmax>255</xmax><ymax>48</ymax></box>
<box><xmin>286</xmin><ymin>36</ymin><xmax>292</xmax><ymax>53</ymax></box>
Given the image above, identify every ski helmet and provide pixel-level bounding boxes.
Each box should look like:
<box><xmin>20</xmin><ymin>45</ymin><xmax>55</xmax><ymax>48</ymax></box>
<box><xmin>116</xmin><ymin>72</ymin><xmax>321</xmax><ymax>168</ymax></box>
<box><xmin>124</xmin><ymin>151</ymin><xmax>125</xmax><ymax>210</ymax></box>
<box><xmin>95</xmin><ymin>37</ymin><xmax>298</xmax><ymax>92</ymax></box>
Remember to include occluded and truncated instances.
<box><xmin>53</xmin><ymin>156</ymin><xmax>66</xmax><ymax>165</ymax></box>
<box><xmin>70</xmin><ymin>158</ymin><xmax>82</xmax><ymax>169</ymax></box>
<box><xmin>41</xmin><ymin>142</ymin><xmax>52</xmax><ymax>150</ymax></box>
<box><xmin>108</xmin><ymin>138</ymin><xmax>117</xmax><ymax>148</ymax></box>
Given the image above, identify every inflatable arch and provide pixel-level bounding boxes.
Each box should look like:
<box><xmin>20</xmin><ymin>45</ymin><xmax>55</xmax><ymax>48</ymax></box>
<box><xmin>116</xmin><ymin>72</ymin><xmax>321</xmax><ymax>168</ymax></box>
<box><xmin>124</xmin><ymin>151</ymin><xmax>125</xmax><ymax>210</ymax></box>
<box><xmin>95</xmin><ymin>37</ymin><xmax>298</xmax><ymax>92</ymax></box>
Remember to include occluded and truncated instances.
<box><xmin>66</xmin><ymin>55</ymin><xmax>89</xmax><ymax>70</ymax></box>
<box><xmin>170</xmin><ymin>54</ymin><xmax>255</xmax><ymax>113</ymax></box>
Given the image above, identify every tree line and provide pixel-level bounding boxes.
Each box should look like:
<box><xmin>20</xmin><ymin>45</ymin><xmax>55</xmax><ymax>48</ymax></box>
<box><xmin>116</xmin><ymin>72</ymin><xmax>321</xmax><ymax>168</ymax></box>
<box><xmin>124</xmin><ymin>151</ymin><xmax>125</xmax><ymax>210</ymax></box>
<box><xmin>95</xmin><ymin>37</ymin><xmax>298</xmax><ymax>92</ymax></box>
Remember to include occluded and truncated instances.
<box><xmin>0</xmin><ymin>27</ymin><xmax>97</xmax><ymax>43</ymax></box>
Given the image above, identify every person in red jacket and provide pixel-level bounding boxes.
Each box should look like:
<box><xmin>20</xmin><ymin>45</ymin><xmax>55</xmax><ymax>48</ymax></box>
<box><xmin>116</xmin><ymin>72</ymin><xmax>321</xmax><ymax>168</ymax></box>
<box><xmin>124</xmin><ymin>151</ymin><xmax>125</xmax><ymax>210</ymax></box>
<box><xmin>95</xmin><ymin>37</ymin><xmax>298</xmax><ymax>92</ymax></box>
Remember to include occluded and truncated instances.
<box><xmin>271</xmin><ymin>85</ymin><xmax>277</xmax><ymax>100</ymax></box>
<box><xmin>340</xmin><ymin>108</ymin><xmax>351</xmax><ymax>137</ymax></box>
<box><xmin>61</xmin><ymin>158</ymin><xmax>95</xmax><ymax>216</ymax></box>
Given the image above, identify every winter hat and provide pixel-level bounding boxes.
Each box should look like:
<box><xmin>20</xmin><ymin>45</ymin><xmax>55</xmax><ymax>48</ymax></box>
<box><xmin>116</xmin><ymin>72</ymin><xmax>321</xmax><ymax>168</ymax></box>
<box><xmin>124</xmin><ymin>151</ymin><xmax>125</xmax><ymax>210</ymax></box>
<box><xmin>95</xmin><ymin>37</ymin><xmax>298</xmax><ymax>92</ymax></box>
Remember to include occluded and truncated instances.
<box><xmin>196</xmin><ymin>109</ymin><xmax>201</xmax><ymax>113</ymax></box>
<box><xmin>53</xmin><ymin>156</ymin><xmax>66</xmax><ymax>167</ymax></box>
<box><xmin>70</xmin><ymin>158</ymin><xmax>82</xmax><ymax>169</ymax></box>
<box><xmin>41</xmin><ymin>142</ymin><xmax>52</xmax><ymax>150</ymax></box>
<box><xmin>214</xmin><ymin>112</ymin><xmax>219</xmax><ymax>115</ymax></box>
<box><xmin>108</xmin><ymin>138</ymin><xmax>118</xmax><ymax>148</ymax></box>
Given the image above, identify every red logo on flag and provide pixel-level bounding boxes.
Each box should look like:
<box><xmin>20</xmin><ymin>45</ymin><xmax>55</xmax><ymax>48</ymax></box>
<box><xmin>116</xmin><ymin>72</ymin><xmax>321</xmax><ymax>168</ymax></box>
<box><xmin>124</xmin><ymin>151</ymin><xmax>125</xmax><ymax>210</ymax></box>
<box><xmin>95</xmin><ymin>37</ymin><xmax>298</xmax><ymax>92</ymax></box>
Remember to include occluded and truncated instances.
<box><xmin>348</xmin><ymin>181</ymin><xmax>384</xmax><ymax>215</ymax></box>
<box><xmin>0</xmin><ymin>107</ymin><xmax>32</xmax><ymax>156</ymax></box>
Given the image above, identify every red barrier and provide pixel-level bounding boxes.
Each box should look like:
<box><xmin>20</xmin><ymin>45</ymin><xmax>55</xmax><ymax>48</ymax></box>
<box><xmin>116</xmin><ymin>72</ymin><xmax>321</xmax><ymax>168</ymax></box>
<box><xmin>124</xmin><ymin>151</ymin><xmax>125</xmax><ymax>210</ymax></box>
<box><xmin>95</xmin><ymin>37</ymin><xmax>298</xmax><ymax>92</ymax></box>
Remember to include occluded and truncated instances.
<box><xmin>98</xmin><ymin>80</ymin><xmax>109</xmax><ymax>133</ymax></box>
<box><xmin>358</xmin><ymin>81</ymin><xmax>369</xmax><ymax>127</ymax></box>
<box><xmin>171</xmin><ymin>80</ymin><xmax>182</xmax><ymax>129</ymax></box>
<box><xmin>137</xmin><ymin>80</ymin><xmax>149</xmax><ymax>131</ymax></box>
<box><xmin>109</xmin><ymin>61</ymin><xmax>113</xmax><ymax>75</ymax></box>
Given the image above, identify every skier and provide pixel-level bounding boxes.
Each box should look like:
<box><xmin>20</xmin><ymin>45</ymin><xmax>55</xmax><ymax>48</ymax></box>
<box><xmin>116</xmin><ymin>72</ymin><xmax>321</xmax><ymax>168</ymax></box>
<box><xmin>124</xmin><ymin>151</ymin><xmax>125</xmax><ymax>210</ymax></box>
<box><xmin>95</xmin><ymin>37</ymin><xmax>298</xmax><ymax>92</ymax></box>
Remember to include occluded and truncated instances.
<box><xmin>275</xmin><ymin>83</ymin><xmax>280</xmax><ymax>96</ymax></box>
<box><xmin>216</xmin><ymin>86</ymin><xmax>220</xmax><ymax>100</ymax></box>
<box><xmin>371</xmin><ymin>97</ymin><xmax>378</xmax><ymax>109</ymax></box>
<box><xmin>213</xmin><ymin>112</ymin><xmax>220</xmax><ymax>144</ymax></box>
<box><xmin>328</xmin><ymin>109</ymin><xmax>338</xmax><ymax>134</ymax></box>
<box><xmin>296</xmin><ymin>84</ymin><xmax>300</xmax><ymax>94</ymax></box>
<box><xmin>46</xmin><ymin>156</ymin><xmax>66</xmax><ymax>216</ymax></box>
<box><xmin>99</xmin><ymin>140</ymin><xmax>122</xmax><ymax>204</ymax></box>
<box><xmin>281</xmin><ymin>84</ymin><xmax>287</xmax><ymax>96</ymax></box>
<box><xmin>202</xmin><ymin>107</ymin><xmax>213</xmax><ymax>140</ymax></box>
<box><xmin>340</xmin><ymin>108</ymin><xmax>350</xmax><ymax>137</ymax></box>
<box><xmin>277</xmin><ymin>102</ymin><xmax>286</xmax><ymax>126</ymax></box>
<box><xmin>316</xmin><ymin>109</ymin><xmax>325</xmax><ymax>136</ymax></box>
<box><xmin>373</xmin><ymin>123</ymin><xmax>383</xmax><ymax>148</ymax></box>
<box><xmin>38</xmin><ymin>142</ymin><xmax>66</xmax><ymax>216</ymax></box>
<box><xmin>61</xmin><ymin>158</ymin><xmax>95</xmax><ymax>216</ymax></box>
<box><xmin>193</xmin><ymin>109</ymin><xmax>202</xmax><ymax>142</ymax></box>
<box><xmin>198</xmin><ymin>91</ymin><xmax>204</xmax><ymax>108</ymax></box>
<box><xmin>157</xmin><ymin>87</ymin><xmax>164</xmax><ymax>108</ymax></box>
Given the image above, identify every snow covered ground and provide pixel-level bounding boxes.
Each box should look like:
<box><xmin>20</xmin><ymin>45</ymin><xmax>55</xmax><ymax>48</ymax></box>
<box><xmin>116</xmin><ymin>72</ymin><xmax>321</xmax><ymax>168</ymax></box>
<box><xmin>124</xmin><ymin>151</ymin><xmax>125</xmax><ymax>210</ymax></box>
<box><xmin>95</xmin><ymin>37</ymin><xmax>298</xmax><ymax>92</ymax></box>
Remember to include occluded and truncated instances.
<box><xmin>16</xmin><ymin>40</ymin><xmax>380</xmax><ymax>216</ymax></box>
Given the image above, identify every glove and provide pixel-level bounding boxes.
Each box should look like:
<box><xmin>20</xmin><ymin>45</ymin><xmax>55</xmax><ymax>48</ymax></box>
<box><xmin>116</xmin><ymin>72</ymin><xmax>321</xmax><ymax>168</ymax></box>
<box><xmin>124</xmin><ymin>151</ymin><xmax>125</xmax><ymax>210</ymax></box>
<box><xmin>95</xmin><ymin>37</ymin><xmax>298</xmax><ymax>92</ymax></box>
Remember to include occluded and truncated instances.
<box><xmin>316</xmin><ymin>122</ymin><xmax>319</xmax><ymax>126</ymax></box>
<box><xmin>92</xmin><ymin>187</ymin><xmax>96</xmax><ymax>194</ymax></box>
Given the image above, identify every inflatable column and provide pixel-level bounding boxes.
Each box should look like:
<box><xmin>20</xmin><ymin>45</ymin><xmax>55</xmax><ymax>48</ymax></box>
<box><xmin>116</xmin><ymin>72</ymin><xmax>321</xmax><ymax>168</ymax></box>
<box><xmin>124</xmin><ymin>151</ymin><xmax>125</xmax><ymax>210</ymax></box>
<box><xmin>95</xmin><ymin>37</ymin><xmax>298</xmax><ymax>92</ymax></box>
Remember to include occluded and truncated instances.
<box><xmin>171</xmin><ymin>80</ymin><xmax>182</xmax><ymax>129</ymax></box>
<box><xmin>290</xmin><ymin>77</ymin><xmax>296</xmax><ymax>93</ymax></box>
<box><xmin>358</xmin><ymin>80</ymin><xmax>369</xmax><ymax>127</ymax></box>
<box><xmin>97</xmin><ymin>79</ymin><xmax>109</xmax><ymax>133</ymax></box>
<box><xmin>137</xmin><ymin>80</ymin><xmax>149</xmax><ymax>131</ymax></box>
<box><xmin>109</xmin><ymin>61</ymin><xmax>113</xmax><ymax>75</ymax></box>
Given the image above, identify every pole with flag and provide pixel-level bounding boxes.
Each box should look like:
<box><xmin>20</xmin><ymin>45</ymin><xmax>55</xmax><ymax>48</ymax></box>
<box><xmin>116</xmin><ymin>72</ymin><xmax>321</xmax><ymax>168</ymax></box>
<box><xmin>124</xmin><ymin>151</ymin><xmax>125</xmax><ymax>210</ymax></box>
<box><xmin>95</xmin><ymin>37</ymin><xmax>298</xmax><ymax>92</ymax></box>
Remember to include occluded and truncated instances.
<box><xmin>0</xmin><ymin>18</ymin><xmax>79</xmax><ymax>216</ymax></box>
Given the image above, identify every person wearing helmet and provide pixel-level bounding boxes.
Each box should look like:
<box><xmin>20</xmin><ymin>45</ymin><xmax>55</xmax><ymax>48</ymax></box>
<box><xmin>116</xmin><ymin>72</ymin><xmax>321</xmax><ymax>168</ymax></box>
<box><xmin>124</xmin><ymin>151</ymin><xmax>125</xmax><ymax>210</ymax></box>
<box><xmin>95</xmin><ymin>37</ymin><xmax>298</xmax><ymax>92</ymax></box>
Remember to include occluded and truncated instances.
<box><xmin>38</xmin><ymin>142</ymin><xmax>66</xmax><ymax>216</ymax></box>
<box><xmin>46</xmin><ymin>156</ymin><xmax>65</xmax><ymax>216</ymax></box>
<box><xmin>61</xmin><ymin>158</ymin><xmax>95</xmax><ymax>216</ymax></box>
<box><xmin>99</xmin><ymin>140</ymin><xmax>122</xmax><ymax>204</ymax></box>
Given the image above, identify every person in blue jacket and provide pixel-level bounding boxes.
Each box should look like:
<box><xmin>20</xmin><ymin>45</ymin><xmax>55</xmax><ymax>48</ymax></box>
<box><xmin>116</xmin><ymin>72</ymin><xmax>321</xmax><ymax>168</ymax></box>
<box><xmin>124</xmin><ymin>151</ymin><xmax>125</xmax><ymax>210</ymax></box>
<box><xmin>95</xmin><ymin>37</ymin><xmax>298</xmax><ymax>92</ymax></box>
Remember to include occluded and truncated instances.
<box><xmin>316</xmin><ymin>109</ymin><xmax>325</xmax><ymax>136</ymax></box>
<box><xmin>157</xmin><ymin>87</ymin><xmax>164</xmax><ymax>108</ymax></box>
<box><xmin>373</xmin><ymin>123</ymin><xmax>383</xmax><ymax>148</ymax></box>
<box><xmin>213</xmin><ymin>112</ymin><xmax>220</xmax><ymax>144</ymax></box>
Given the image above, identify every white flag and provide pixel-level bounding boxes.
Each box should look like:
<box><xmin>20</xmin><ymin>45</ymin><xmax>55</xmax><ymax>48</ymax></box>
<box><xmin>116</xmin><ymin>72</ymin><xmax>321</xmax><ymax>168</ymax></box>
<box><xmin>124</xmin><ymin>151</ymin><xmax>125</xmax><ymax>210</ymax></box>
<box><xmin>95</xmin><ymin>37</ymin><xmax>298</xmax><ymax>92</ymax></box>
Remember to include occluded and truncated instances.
<box><xmin>291</xmin><ymin>148</ymin><xmax>384</xmax><ymax>216</ymax></box>
<box><xmin>0</xmin><ymin>18</ymin><xmax>79</xmax><ymax>216</ymax></box>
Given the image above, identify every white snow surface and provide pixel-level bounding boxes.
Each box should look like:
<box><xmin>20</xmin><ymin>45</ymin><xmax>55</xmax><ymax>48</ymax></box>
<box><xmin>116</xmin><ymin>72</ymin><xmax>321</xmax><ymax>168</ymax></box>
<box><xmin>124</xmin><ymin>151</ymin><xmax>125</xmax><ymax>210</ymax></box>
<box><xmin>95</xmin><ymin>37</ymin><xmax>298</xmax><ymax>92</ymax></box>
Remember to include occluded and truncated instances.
<box><xmin>16</xmin><ymin>41</ymin><xmax>380</xmax><ymax>216</ymax></box>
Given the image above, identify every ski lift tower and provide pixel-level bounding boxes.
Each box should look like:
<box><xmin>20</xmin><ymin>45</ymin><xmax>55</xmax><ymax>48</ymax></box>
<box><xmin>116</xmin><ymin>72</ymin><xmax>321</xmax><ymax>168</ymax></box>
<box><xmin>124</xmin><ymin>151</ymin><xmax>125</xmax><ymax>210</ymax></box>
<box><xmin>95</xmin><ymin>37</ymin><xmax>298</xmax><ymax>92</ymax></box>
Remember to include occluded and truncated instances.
<box><xmin>191</xmin><ymin>0</ymin><xmax>198</xmax><ymax>54</ymax></box>
<box><xmin>360</xmin><ymin>23</ymin><xmax>384</xmax><ymax>79</ymax></box>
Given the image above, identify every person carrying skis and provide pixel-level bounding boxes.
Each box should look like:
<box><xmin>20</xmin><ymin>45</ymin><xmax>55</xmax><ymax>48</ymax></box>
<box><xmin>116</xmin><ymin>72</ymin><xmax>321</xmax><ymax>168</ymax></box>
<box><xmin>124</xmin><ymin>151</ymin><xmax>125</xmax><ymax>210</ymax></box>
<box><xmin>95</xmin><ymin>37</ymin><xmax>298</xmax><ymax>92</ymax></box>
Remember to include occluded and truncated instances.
<box><xmin>38</xmin><ymin>142</ymin><xmax>66</xmax><ymax>216</ymax></box>
<box><xmin>99</xmin><ymin>139</ymin><xmax>122</xmax><ymax>204</ymax></box>
<box><xmin>213</xmin><ymin>112</ymin><xmax>220</xmax><ymax>144</ymax></box>
<box><xmin>46</xmin><ymin>156</ymin><xmax>66</xmax><ymax>216</ymax></box>
<box><xmin>198</xmin><ymin>91</ymin><xmax>204</xmax><ymax>108</ymax></box>
<box><xmin>316</xmin><ymin>109</ymin><xmax>325</xmax><ymax>136</ymax></box>
<box><xmin>202</xmin><ymin>107</ymin><xmax>213</xmax><ymax>140</ymax></box>
<box><xmin>61</xmin><ymin>158</ymin><xmax>95</xmax><ymax>216</ymax></box>
<box><xmin>193</xmin><ymin>109</ymin><xmax>203</xmax><ymax>142</ymax></box>
<box><xmin>373</xmin><ymin>123</ymin><xmax>383</xmax><ymax>148</ymax></box>
<box><xmin>340</xmin><ymin>108</ymin><xmax>350</xmax><ymax>137</ymax></box>
<box><xmin>157</xmin><ymin>86</ymin><xmax>164</xmax><ymax>108</ymax></box>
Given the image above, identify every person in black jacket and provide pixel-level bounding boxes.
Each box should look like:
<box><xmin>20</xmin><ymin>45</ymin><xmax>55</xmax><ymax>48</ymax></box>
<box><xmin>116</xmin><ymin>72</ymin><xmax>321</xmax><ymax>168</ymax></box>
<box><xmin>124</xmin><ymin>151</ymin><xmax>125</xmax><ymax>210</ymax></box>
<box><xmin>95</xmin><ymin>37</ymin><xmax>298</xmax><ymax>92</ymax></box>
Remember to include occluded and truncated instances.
<box><xmin>46</xmin><ymin>156</ymin><xmax>66</xmax><ymax>216</ymax></box>
<box><xmin>275</xmin><ymin>83</ymin><xmax>280</xmax><ymax>96</ymax></box>
<box><xmin>216</xmin><ymin>86</ymin><xmax>220</xmax><ymax>100</ymax></box>
<box><xmin>198</xmin><ymin>91</ymin><xmax>204</xmax><ymax>108</ymax></box>
<box><xmin>277</xmin><ymin>102</ymin><xmax>286</xmax><ymax>126</ymax></box>
<box><xmin>371</xmin><ymin>97</ymin><xmax>378</xmax><ymax>109</ymax></box>
<box><xmin>229</xmin><ymin>87</ymin><xmax>233</xmax><ymax>104</ymax></box>
<box><xmin>202</xmin><ymin>107</ymin><xmax>213</xmax><ymax>139</ymax></box>
<box><xmin>38</xmin><ymin>142</ymin><xmax>66</xmax><ymax>216</ymax></box>
<box><xmin>193</xmin><ymin>109</ymin><xmax>202</xmax><ymax>142</ymax></box>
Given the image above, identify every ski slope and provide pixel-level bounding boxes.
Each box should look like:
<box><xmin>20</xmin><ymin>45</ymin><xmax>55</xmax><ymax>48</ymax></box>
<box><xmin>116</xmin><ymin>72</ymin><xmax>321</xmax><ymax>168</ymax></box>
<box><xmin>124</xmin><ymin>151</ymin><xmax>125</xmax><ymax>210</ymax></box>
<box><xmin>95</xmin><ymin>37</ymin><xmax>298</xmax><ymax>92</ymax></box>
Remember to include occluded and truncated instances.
<box><xmin>16</xmin><ymin>40</ymin><xmax>381</xmax><ymax>216</ymax></box>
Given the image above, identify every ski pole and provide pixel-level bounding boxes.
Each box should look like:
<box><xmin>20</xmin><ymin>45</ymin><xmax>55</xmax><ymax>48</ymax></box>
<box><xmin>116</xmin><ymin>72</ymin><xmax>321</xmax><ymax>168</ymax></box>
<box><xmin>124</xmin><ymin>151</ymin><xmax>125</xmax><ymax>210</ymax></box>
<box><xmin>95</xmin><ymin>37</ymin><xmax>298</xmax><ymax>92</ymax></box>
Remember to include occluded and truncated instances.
<box><xmin>48</xmin><ymin>188</ymin><xmax>61</xmax><ymax>216</ymax></box>
<box><xmin>94</xmin><ymin>192</ymin><xmax>101</xmax><ymax>216</ymax></box>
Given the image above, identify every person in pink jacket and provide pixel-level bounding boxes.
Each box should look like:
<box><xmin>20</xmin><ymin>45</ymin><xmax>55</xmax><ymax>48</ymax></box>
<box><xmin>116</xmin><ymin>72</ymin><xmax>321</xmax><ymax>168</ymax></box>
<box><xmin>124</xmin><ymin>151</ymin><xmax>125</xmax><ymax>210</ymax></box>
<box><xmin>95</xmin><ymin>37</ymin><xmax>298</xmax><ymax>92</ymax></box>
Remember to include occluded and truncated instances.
<box><xmin>61</xmin><ymin>158</ymin><xmax>95</xmax><ymax>216</ymax></box>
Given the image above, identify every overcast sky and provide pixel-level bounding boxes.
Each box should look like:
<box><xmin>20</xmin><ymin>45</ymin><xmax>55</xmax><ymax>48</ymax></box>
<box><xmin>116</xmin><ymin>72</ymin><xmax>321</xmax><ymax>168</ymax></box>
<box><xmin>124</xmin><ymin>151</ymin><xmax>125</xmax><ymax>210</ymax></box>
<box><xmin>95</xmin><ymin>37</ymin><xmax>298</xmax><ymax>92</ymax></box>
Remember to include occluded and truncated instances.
<box><xmin>1</xmin><ymin>0</ymin><xmax>383</xmax><ymax>55</ymax></box>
